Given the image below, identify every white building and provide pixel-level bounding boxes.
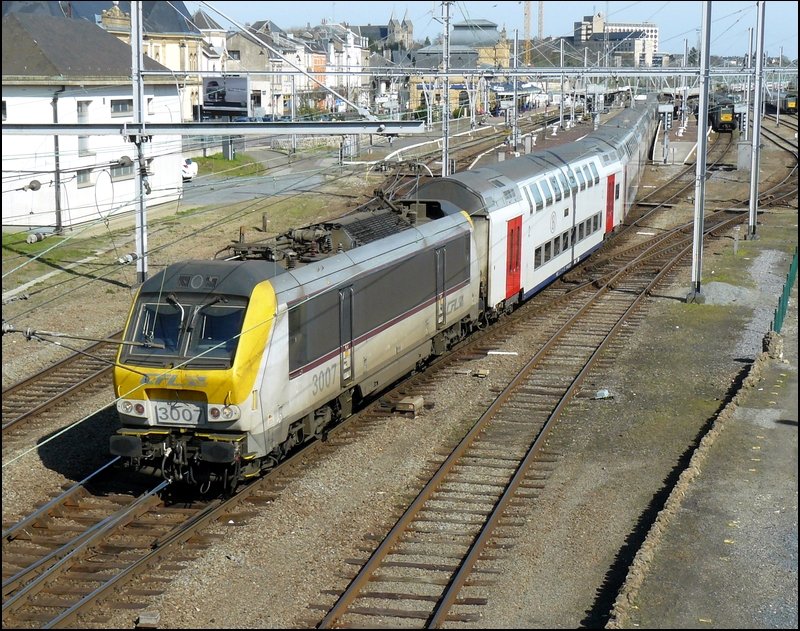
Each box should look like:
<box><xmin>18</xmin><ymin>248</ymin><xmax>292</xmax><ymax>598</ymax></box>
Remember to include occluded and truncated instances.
<box><xmin>2</xmin><ymin>13</ymin><xmax>183</xmax><ymax>231</ymax></box>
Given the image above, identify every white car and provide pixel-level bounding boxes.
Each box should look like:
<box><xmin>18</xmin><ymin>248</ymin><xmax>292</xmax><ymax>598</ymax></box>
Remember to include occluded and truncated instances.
<box><xmin>182</xmin><ymin>158</ymin><xmax>199</xmax><ymax>181</ymax></box>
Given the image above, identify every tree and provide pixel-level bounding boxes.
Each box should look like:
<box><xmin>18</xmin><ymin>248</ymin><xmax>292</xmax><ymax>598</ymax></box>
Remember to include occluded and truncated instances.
<box><xmin>688</xmin><ymin>47</ymin><xmax>698</xmax><ymax>65</ymax></box>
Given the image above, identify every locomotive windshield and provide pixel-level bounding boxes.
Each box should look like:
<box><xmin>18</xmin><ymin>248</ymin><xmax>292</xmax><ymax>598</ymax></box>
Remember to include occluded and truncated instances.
<box><xmin>123</xmin><ymin>294</ymin><xmax>247</xmax><ymax>368</ymax></box>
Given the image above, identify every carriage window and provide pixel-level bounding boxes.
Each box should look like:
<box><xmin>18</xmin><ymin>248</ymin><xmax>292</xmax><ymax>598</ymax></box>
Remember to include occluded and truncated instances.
<box><xmin>544</xmin><ymin>241</ymin><xmax>552</xmax><ymax>262</ymax></box>
<box><xmin>539</xmin><ymin>180</ymin><xmax>553</xmax><ymax>205</ymax></box>
<box><xmin>566</xmin><ymin>168</ymin><xmax>579</xmax><ymax>194</ymax></box>
<box><xmin>564</xmin><ymin>207</ymin><xmax>569</xmax><ymax>218</ymax></box>
<box><xmin>562</xmin><ymin>232</ymin><xmax>569</xmax><ymax>251</ymax></box>
<box><xmin>582</xmin><ymin>165</ymin><xmax>592</xmax><ymax>186</ymax></box>
<box><xmin>578</xmin><ymin>222</ymin><xmax>585</xmax><ymax>241</ymax></box>
<box><xmin>553</xmin><ymin>236</ymin><xmax>561</xmax><ymax>256</ymax></box>
<box><xmin>576</xmin><ymin>168</ymin><xmax>586</xmax><ymax>190</ymax></box>
<box><xmin>589</xmin><ymin>163</ymin><xmax>600</xmax><ymax>184</ymax></box>
<box><xmin>558</xmin><ymin>171</ymin><xmax>571</xmax><ymax>197</ymax></box>
<box><xmin>549</xmin><ymin>176</ymin><xmax>562</xmax><ymax>202</ymax></box>
<box><xmin>534</xmin><ymin>246</ymin><xmax>542</xmax><ymax>269</ymax></box>
<box><xmin>593</xmin><ymin>214</ymin><xmax>600</xmax><ymax>232</ymax></box>
<box><xmin>528</xmin><ymin>184</ymin><xmax>544</xmax><ymax>211</ymax></box>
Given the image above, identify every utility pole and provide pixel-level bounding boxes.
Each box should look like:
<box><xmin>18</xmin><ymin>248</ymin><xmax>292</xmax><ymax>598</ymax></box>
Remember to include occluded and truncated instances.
<box><xmin>686</xmin><ymin>1</ymin><xmax>711</xmax><ymax>304</ymax></box>
<box><xmin>131</xmin><ymin>0</ymin><xmax>150</xmax><ymax>284</ymax></box>
<box><xmin>441</xmin><ymin>1</ymin><xmax>452</xmax><ymax>176</ymax></box>
<box><xmin>523</xmin><ymin>1</ymin><xmax>531</xmax><ymax>66</ymax></box>
<box><xmin>748</xmin><ymin>0</ymin><xmax>766</xmax><ymax>241</ymax></box>
<box><xmin>744</xmin><ymin>27</ymin><xmax>753</xmax><ymax>141</ymax></box>
<box><xmin>559</xmin><ymin>39</ymin><xmax>564</xmax><ymax>130</ymax></box>
<box><xmin>776</xmin><ymin>45</ymin><xmax>782</xmax><ymax>127</ymax></box>
<box><xmin>512</xmin><ymin>29</ymin><xmax>519</xmax><ymax>149</ymax></box>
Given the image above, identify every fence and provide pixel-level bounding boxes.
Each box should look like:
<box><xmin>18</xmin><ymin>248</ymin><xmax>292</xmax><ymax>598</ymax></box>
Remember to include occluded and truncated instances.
<box><xmin>772</xmin><ymin>246</ymin><xmax>798</xmax><ymax>333</ymax></box>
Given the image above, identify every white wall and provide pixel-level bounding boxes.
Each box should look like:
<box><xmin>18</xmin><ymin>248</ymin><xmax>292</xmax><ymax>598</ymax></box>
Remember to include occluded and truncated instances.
<box><xmin>2</xmin><ymin>84</ymin><xmax>183</xmax><ymax>230</ymax></box>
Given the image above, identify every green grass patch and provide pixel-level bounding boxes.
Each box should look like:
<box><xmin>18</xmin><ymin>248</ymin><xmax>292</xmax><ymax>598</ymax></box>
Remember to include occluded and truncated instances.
<box><xmin>194</xmin><ymin>153</ymin><xmax>268</xmax><ymax>178</ymax></box>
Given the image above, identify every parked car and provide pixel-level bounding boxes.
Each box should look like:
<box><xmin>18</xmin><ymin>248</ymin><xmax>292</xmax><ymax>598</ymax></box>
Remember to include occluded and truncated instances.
<box><xmin>182</xmin><ymin>157</ymin><xmax>199</xmax><ymax>181</ymax></box>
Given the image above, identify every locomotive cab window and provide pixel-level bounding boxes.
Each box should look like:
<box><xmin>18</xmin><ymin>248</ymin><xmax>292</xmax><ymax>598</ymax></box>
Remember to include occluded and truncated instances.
<box><xmin>125</xmin><ymin>295</ymin><xmax>247</xmax><ymax>367</ymax></box>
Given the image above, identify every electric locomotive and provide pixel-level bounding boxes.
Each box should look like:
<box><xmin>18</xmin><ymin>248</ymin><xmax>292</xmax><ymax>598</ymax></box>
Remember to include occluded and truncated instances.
<box><xmin>110</xmin><ymin>95</ymin><xmax>660</xmax><ymax>491</ymax></box>
<box><xmin>708</xmin><ymin>94</ymin><xmax>738</xmax><ymax>132</ymax></box>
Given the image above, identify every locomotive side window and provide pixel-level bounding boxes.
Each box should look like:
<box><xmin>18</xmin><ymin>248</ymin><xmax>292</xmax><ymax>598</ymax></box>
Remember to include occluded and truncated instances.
<box><xmin>549</xmin><ymin>176</ymin><xmax>562</xmax><ymax>202</ymax></box>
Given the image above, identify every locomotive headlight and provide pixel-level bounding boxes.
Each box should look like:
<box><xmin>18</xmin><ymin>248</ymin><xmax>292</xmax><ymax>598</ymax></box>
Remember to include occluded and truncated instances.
<box><xmin>117</xmin><ymin>399</ymin><xmax>148</xmax><ymax>418</ymax></box>
<box><xmin>208</xmin><ymin>404</ymin><xmax>240</xmax><ymax>421</ymax></box>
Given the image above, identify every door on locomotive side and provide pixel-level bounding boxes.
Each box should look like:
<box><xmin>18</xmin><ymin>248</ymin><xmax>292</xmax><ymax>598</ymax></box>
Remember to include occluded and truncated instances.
<box><xmin>505</xmin><ymin>216</ymin><xmax>522</xmax><ymax>299</ymax></box>
<box><xmin>435</xmin><ymin>247</ymin><xmax>447</xmax><ymax>329</ymax></box>
<box><xmin>339</xmin><ymin>287</ymin><xmax>354</xmax><ymax>386</ymax></box>
<box><xmin>605</xmin><ymin>174</ymin><xmax>616</xmax><ymax>233</ymax></box>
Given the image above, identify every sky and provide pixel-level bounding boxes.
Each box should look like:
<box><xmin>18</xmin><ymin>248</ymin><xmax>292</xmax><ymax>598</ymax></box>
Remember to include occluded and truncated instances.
<box><xmin>185</xmin><ymin>1</ymin><xmax>799</xmax><ymax>60</ymax></box>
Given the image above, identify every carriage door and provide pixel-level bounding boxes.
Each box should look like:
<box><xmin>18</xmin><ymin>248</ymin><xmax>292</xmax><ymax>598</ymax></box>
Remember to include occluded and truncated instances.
<box><xmin>505</xmin><ymin>216</ymin><xmax>522</xmax><ymax>299</ymax></box>
<box><xmin>339</xmin><ymin>287</ymin><xmax>354</xmax><ymax>387</ymax></box>
<box><xmin>435</xmin><ymin>248</ymin><xmax>447</xmax><ymax>329</ymax></box>
<box><xmin>605</xmin><ymin>174</ymin><xmax>616</xmax><ymax>233</ymax></box>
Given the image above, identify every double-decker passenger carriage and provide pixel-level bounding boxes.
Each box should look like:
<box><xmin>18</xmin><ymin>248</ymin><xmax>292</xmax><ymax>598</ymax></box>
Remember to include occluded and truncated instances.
<box><xmin>110</xmin><ymin>95</ymin><xmax>660</xmax><ymax>492</ymax></box>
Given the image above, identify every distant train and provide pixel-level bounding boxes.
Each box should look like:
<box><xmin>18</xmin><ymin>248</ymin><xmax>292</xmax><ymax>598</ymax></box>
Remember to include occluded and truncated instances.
<box><xmin>109</xmin><ymin>95</ymin><xmax>660</xmax><ymax>493</ymax></box>
<box><xmin>767</xmin><ymin>90</ymin><xmax>797</xmax><ymax>115</ymax></box>
<box><xmin>707</xmin><ymin>94</ymin><xmax>738</xmax><ymax>133</ymax></box>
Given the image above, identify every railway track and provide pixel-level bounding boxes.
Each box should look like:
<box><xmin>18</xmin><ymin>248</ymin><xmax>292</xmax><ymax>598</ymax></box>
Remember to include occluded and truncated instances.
<box><xmin>1</xmin><ymin>335</ymin><xmax>121</xmax><ymax>441</ymax></box>
<box><xmin>0</xmin><ymin>202</ymin><xmax>747</xmax><ymax>629</ymax></box>
<box><xmin>309</xmin><ymin>212</ymin><xmax>749</xmax><ymax>628</ymax></box>
<box><xmin>2</xmin><ymin>113</ymin><xmax>793</xmax><ymax>627</ymax></box>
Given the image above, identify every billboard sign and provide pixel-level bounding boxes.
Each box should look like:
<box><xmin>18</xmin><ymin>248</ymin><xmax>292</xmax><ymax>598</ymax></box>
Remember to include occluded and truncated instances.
<box><xmin>202</xmin><ymin>76</ymin><xmax>248</xmax><ymax>114</ymax></box>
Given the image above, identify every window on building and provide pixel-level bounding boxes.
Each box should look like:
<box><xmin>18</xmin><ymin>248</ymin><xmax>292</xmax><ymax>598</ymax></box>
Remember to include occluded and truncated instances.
<box><xmin>78</xmin><ymin>101</ymin><xmax>92</xmax><ymax>156</ymax></box>
<box><xmin>229</xmin><ymin>50</ymin><xmax>241</xmax><ymax>61</ymax></box>
<box><xmin>111</xmin><ymin>99</ymin><xmax>133</xmax><ymax>117</ymax></box>
<box><xmin>77</xmin><ymin>169</ymin><xmax>93</xmax><ymax>188</ymax></box>
<box><xmin>110</xmin><ymin>163</ymin><xmax>135</xmax><ymax>181</ymax></box>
